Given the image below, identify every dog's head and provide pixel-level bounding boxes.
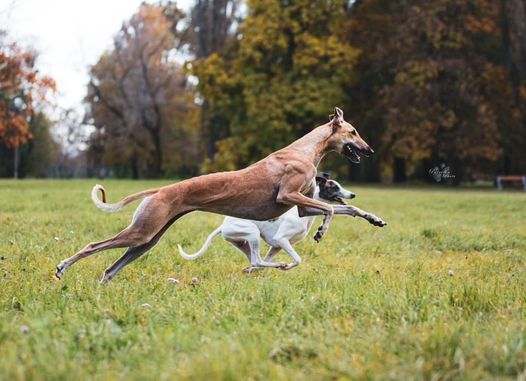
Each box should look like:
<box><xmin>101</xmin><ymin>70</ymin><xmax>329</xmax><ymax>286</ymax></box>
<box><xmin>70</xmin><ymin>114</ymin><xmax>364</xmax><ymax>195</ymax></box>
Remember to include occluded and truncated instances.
<box><xmin>328</xmin><ymin>107</ymin><xmax>374</xmax><ymax>164</ymax></box>
<box><xmin>315</xmin><ymin>172</ymin><xmax>355</xmax><ymax>204</ymax></box>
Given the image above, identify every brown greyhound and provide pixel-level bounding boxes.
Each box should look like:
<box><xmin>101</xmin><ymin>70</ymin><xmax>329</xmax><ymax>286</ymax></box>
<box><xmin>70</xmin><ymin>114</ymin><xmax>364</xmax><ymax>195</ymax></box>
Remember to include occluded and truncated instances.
<box><xmin>55</xmin><ymin>107</ymin><xmax>385</xmax><ymax>283</ymax></box>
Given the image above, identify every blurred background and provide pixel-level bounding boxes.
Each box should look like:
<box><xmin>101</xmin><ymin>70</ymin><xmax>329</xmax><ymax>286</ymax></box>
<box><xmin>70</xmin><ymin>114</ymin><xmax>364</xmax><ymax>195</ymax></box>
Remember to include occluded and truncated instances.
<box><xmin>0</xmin><ymin>0</ymin><xmax>525</xmax><ymax>185</ymax></box>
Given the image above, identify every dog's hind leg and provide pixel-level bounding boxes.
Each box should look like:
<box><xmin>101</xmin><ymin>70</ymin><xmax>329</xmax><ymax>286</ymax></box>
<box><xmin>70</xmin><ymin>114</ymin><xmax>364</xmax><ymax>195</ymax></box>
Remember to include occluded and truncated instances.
<box><xmin>99</xmin><ymin>216</ymin><xmax>179</xmax><ymax>284</ymax></box>
<box><xmin>226</xmin><ymin>239</ymin><xmax>252</xmax><ymax>263</ymax></box>
<box><xmin>55</xmin><ymin>227</ymin><xmax>154</xmax><ymax>279</ymax></box>
<box><xmin>226</xmin><ymin>238</ymin><xmax>264</xmax><ymax>273</ymax></box>
<box><xmin>275</xmin><ymin>239</ymin><xmax>302</xmax><ymax>271</ymax></box>
<box><xmin>55</xmin><ymin>198</ymin><xmax>186</xmax><ymax>280</ymax></box>
<box><xmin>238</xmin><ymin>238</ymin><xmax>284</xmax><ymax>273</ymax></box>
<box><xmin>236</xmin><ymin>241</ymin><xmax>260</xmax><ymax>273</ymax></box>
<box><xmin>263</xmin><ymin>247</ymin><xmax>281</xmax><ymax>262</ymax></box>
<box><xmin>248</xmin><ymin>238</ymin><xmax>285</xmax><ymax>270</ymax></box>
<box><xmin>99</xmin><ymin>245</ymin><xmax>150</xmax><ymax>284</ymax></box>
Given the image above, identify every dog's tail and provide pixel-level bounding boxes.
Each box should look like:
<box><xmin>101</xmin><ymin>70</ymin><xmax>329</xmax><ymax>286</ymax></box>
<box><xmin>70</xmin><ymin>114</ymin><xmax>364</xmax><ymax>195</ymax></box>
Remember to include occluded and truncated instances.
<box><xmin>177</xmin><ymin>226</ymin><xmax>222</xmax><ymax>260</ymax></box>
<box><xmin>91</xmin><ymin>184</ymin><xmax>159</xmax><ymax>213</ymax></box>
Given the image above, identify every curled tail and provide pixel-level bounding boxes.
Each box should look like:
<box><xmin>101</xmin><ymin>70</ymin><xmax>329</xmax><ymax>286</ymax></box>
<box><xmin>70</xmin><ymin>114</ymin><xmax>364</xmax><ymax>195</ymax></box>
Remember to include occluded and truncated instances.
<box><xmin>178</xmin><ymin>226</ymin><xmax>222</xmax><ymax>260</ymax></box>
<box><xmin>91</xmin><ymin>184</ymin><xmax>159</xmax><ymax>213</ymax></box>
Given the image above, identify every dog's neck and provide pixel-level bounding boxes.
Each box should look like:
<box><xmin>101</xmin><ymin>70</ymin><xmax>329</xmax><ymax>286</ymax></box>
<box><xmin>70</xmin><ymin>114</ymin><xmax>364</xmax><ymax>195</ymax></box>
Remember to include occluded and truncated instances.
<box><xmin>286</xmin><ymin>124</ymin><xmax>335</xmax><ymax>167</ymax></box>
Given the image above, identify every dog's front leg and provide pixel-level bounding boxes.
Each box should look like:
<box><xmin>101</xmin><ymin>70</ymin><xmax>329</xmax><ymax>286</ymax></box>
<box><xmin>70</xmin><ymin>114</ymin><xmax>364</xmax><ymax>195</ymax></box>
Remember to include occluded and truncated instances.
<box><xmin>278</xmin><ymin>191</ymin><xmax>334</xmax><ymax>242</ymax></box>
<box><xmin>340</xmin><ymin>205</ymin><xmax>387</xmax><ymax>227</ymax></box>
<box><xmin>277</xmin><ymin>169</ymin><xmax>334</xmax><ymax>242</ymax></box>
<box><xmin>299</xmin><ymin>205</ymin><xmax>387</xmax><ymax>227</ymax></box>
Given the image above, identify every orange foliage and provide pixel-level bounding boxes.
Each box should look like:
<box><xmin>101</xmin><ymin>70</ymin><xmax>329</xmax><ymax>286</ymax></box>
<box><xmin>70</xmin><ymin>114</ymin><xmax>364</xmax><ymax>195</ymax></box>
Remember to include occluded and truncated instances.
<box><xmin>0</xmin><ymin>43</ymin><xmax>56</xmax><ymax>149</ymax></box>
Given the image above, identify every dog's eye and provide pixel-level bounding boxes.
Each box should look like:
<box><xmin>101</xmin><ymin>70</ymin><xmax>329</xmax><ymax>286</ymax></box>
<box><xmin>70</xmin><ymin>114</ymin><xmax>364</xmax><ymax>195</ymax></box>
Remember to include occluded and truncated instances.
<box><xmin>351</xmin><ymin>130</ymin><xmax>357</xmax><ymax>136</ymax></box>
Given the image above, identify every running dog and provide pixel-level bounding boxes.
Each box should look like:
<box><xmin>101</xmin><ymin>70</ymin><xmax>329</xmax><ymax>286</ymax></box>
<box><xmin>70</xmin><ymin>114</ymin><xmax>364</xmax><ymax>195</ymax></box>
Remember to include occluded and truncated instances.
<box><xmin>55</xmin><ymin>107</ymin><xmax>385</xmax><ymax>283</ymax></box>
<box><xmin>178</xmin><ymin>173</ymin><xmax>386</xmax><ymax>271</ymax></box>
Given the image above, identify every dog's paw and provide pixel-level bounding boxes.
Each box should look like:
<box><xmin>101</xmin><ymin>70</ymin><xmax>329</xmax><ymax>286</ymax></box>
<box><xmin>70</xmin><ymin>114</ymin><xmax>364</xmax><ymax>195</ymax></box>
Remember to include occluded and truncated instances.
<box><xmin>373</xmin><ymin>218</ymin><xmax>387</xmax><ymax>227</ymax></box>
<box><xmin>371</xmin><ymin>218</ymin><xmax>387</xmax><ymax>227</ymax></box>
<box><xmin>55</xmin><ymin>264</ymin><xmax>65</xmax><ymax>280</ymax></box>
<box><xmin>99</xmin><ymin>272</ymin><xmax>112</xmax><ymax>285</ymax></box>
<box><xmin>367</xmin><ymin>214</ymin><xmax>387</xmax><ymax>227</ymax></box>
<box><xmin>279</xmin><ymin>263</ymin><xmax>298</xmax><ymax>271</ymax></box>
<box><xmin>313</xmin><ymin>230</ymin><xmax>324</xmax><ymax>243</ymax></box>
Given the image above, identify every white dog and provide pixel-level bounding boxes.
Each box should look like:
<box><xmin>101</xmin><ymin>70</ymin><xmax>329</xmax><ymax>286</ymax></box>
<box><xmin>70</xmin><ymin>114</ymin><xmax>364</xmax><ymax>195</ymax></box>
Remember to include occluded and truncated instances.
<box><xmin>178</xmin><ymin>173</ymin><xmax>386</xmax><ymax>271</ymax></box>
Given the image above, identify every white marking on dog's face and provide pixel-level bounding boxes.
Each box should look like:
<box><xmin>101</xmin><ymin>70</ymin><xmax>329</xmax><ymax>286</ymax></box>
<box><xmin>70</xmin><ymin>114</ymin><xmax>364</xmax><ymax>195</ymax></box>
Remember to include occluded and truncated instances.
<box><xmin>331</xmin><ymin>179</ymin><xmax>356</xmax><ymax>199</ymax></box>
<box><xmin>318</xmin><ymin>179</ymin><xmax>355</xmax><ymax>202</ymax></box>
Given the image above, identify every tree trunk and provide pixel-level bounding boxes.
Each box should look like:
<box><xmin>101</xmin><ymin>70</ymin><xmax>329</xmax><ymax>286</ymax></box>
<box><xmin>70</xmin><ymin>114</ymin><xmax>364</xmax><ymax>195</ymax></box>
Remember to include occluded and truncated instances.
<box><xmin>148</xmin><ymin>130</ymin><xmax>163</xmax><ymax>178</ymax></box>
<box><xmin>131</xmin><ymin>152</ymin><xmax>139</xmax><ymax>179</ymax></box>
<box><xmin>500</xmin><ymin>0</ymin><xmax>526</xmax><ymax>173</ymax></box>
<box><xmin>393</xmin><ymin>157</ymin><xmax>406</xmax><ymax>183</ymax></box>
<box><xmin>201</xmin><ymin>100</ymin><xmax>215</xmax><ymax>160</ymax></box>
<box><xmin>191</xmin><ymin>0</ymin><xmax>237</xmax><ymax>163</ymax></box>
<box><xmin>13</xmin><ymin>146</ymin><xmax>19</xmax><ymax>179</ymax></box>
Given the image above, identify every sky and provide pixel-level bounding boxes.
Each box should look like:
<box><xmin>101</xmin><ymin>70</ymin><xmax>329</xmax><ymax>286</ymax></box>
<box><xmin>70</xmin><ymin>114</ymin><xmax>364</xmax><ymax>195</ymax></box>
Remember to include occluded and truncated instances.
<box><xmin>0</xmin><ymin>0</ymin><xmax>192</xmax><ymax>114</ymax></box>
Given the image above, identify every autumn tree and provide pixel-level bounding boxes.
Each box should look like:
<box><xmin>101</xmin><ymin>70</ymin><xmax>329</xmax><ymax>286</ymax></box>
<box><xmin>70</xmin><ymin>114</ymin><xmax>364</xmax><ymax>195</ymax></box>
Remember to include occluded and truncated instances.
<box><xmin>0</xmin><ymin>111</ymin><xmax>59</xmax><ymax>178</ymax></box>
<box><xmin>192</xmin><ymin>0</ymin><xmax>359</xmax><ymax>171</ymax></box>
<box><xmin>0</xmin><ymin>37</ymin><xmax>56</xmax><ymax>178</ymax></box>
<box><xmin>347</xmin><ymin>0</ymin><xmax>516</xmax><ymax>182</ymax></box>
<box><xmin>86</xmin><ymin>2</ymin><xmax>196</xmax><ymax>178</ymax></box>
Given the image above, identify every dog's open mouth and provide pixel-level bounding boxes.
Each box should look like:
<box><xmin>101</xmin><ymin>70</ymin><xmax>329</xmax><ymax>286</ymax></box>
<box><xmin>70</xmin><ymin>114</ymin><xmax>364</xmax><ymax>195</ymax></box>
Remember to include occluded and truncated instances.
<box><xmin>344</xmin><ymin>144</ymin><xmax>361</xmax><ymax>164</ymax></box>
<box><xmin>334</xmin><ymin>196</ymin><xmax>347</xmax><ymax>205</ymax></box>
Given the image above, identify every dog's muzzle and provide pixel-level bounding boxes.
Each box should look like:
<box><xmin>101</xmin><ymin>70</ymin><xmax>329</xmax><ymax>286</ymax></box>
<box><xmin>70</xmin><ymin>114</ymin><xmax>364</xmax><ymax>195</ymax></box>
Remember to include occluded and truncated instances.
<box><xmin>343</xmin><ymin>143</ymin><xmax>374</xmax><ymax>163</ymax></box>
<box><xmin>333</xmin><ymin>191</ymin><xmax>355</xmax><ymax>205</ymax></box>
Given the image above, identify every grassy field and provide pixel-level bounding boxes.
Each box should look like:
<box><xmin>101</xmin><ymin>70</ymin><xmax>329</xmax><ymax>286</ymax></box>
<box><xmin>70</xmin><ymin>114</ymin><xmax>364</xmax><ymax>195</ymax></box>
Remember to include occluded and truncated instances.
<box><xmin>0</xmin><ymin>180</ymin><xmax>525</xmax><ymax>380</ymax></box>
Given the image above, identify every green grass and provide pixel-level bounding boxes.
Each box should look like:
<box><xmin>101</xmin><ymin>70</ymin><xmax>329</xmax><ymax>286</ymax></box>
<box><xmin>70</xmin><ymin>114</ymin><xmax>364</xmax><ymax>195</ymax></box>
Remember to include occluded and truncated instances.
<box><xmin>1</xmin><ymin>179</ymin><xmax>525</xmax><ymax>380</ymax></box>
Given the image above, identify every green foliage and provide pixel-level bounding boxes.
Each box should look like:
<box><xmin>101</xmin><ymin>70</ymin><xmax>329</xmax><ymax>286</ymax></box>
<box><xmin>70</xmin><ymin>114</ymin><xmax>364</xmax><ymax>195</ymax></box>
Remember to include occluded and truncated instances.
<box><xmin>1</xmin><ymin>180</ymin><xmax>526</xmax><ymax>379</ymax></box>
<box><xmin>192</xmin><ymin>0</ymin><xmax>359</xmax><ymax>171</ymax></box>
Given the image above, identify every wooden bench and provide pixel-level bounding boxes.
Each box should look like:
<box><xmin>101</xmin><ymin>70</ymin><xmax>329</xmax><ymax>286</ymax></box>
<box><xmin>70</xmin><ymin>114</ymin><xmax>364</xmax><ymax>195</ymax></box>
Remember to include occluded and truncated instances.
<box><xmin>496</xmin><ymin>175</ymin><xmax>526</xmax><ymax>191</ymax></box>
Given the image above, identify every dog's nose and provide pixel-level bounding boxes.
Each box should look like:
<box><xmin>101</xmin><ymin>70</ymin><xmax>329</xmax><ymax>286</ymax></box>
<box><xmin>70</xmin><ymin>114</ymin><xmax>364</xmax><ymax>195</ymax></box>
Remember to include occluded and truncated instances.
<box><xmin>350</xmin><ymin>192</ymin><xmax>356</xmax><ymax>199</ymax></box>
<box><xmin>361</xmin><ymin>146</ymin><xmax>374</xmax><ymax>157</ymax></box>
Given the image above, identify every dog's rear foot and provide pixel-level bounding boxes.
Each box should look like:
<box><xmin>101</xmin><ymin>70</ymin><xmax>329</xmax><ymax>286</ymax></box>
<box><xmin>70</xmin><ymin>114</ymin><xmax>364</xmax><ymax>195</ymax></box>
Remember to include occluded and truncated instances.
<box><xmin>55</xmin><ymin>263</ymin><xmax>66</xmax><ymax>280</ymax></box>
<box><xmin>279</xmin><ymin>262</ymin><xmax>298</xmax><ymax>271</ymax></box>
<box><xmin>100</xmin><ymin>272</ymin><xmax>113</xmax><ymax>284</ymax></box>
<box><xmin>243</xmin><ymin>261</ymin><xmax>285</xmax><ymax>272</ymax></box>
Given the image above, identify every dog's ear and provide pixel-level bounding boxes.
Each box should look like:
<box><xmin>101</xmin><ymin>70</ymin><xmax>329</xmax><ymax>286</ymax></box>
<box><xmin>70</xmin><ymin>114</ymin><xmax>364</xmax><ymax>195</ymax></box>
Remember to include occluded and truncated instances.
<box><xmin>315</xmin><ymin>175</ymin><xmax>327</xmax><ymax>185</ymax></box>
<box><xmin>330</xmin><ymin>107</ymin><xmax>344</xmax><ymax>128</ymax></box>
<box><xmin>319</xmin><ymin>172</ymin><xmax>330</xmax><ymax>180</ymax></box>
